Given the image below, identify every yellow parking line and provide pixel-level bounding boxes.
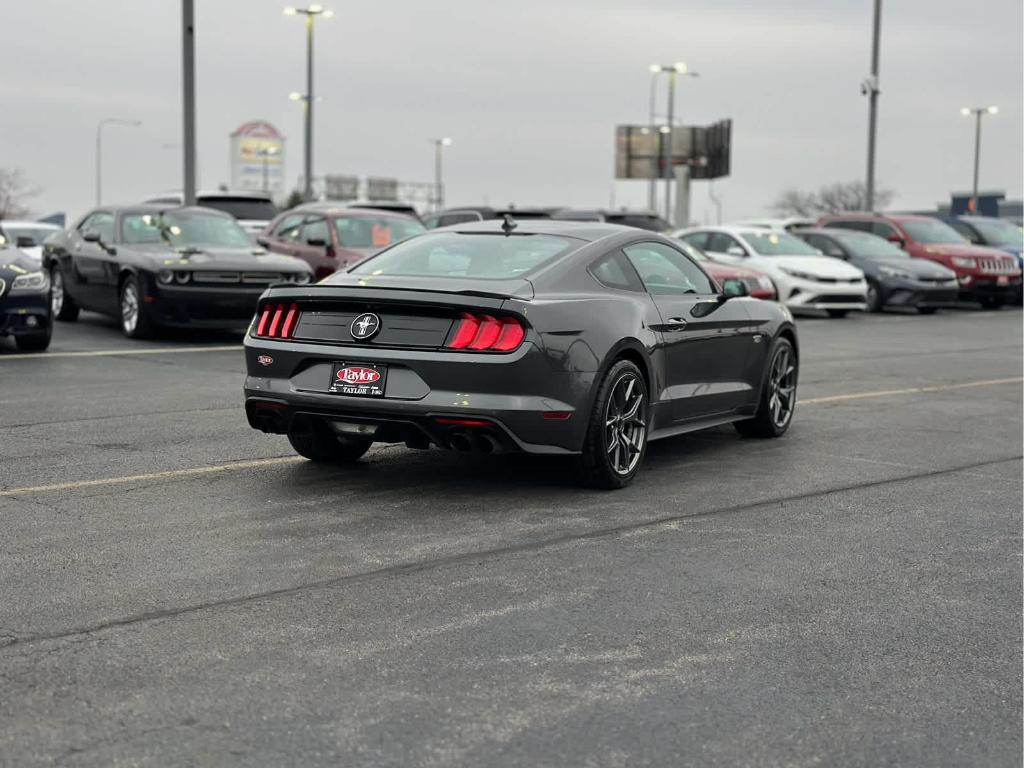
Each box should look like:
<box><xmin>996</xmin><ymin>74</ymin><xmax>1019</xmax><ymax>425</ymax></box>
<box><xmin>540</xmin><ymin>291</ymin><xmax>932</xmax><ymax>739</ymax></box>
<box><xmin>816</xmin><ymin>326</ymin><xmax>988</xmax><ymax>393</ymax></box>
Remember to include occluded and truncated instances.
<box><xmin>0</xmin><ymin>376</ymin><xmax>1020</xmax><ymax>498</ymax></box>
<box><xmin>0</xmin><ymin>345</ymin><xmax>240</xmax><ymax>361</ymax></box>
<box><xmin>800</xmin><ymin>376</ymin><xmax>1022</xmax><ymax>405</ymax></box>
<box><xmin>0</xmin><ymin>457</ymin><xmax>302</xmax><ymax>498</ymax></box>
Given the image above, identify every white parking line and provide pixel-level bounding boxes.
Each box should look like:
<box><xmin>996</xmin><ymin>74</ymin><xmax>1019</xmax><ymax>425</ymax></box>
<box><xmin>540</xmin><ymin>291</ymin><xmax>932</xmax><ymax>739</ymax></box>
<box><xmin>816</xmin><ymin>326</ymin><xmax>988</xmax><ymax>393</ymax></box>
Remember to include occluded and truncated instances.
<box><xmin>0</xmin><ymin>376</ymin><xmax>1020</xmax><ymax>499</ymax></box>
<box><xmin>0</xmin><ymin>345</ymin><xmax>240</xmax><ymax>361</ymax></box>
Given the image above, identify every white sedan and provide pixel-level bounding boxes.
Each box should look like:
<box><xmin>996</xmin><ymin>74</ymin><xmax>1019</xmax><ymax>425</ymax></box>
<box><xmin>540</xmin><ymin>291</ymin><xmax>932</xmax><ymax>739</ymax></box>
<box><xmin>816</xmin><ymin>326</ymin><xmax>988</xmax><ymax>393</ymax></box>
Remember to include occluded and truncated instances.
<box><xmin>674</xmin><ymin>225</ymin><xmax>868</xmax><ymax>316</ymax></box>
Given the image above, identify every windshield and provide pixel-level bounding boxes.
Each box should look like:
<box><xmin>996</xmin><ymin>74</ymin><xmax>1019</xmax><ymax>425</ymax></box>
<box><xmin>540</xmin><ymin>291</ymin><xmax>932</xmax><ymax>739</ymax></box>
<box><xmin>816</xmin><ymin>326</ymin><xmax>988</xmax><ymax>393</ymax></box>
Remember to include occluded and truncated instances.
<box><xmin>121</xmin><ymin>211</ymin><xmax>254</xmax><ymax>248</ymax></box>
<box><xmin>197</xmin><ymin>197</ymin><xmax>277</xmax><ymax>221</ymax></box>
<box><xmin>349</xmin><ymin>232</ymin><xmax>576</xmax><ymax>280</ymax></box>
<box><xmin>900</xmin><ymin>219</ymin><xmax>968</xmax><ymax>244</ymax></box>
<box><xmin>0</xmin><ymin>224</ymin><xmax>58</xmax><ymax>245</ymax></box>
<box><xmin>675</xmin><ymin>240</ymin><xmax>709</xmax><ymax>262</ymax></box>
<box><xmin>743</xmin><ymin>231</ymin><xmax>821</xmax><ymax>256</ymax></box>
<box><xmin>831</xmin><ymin>231</ymin><xmax>909</xmax><ymax>259</ymax></box>
<box><xmin>605</xmin><ymin>214</ymin><xmax>670</xmax><ymax>232</ymax></box>
<box><xmin>334</xmin><ymin>215</ymin><xmax>425</xmax><ymax>249</ymax></box>
<box><xmin>969</xmin><ymin>218</ymin><xmax>1023</xmax><ymax>247</ymax></box>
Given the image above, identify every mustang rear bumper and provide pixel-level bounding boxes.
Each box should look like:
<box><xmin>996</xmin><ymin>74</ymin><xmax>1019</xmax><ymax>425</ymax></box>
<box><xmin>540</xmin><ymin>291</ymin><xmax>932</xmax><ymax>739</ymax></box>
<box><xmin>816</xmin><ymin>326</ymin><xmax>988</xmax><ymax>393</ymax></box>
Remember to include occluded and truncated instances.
<box><xmin>243</xmin><ymin>339</ymin><xmax>593</xmax><ymax>454</ymax></box>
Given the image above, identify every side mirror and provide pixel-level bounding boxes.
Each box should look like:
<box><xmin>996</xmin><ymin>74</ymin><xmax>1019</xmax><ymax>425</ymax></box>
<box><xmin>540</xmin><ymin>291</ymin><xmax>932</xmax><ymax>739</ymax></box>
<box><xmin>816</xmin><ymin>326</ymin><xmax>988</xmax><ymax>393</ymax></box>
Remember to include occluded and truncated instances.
<box><xmin>16</xmin><ymin>236</ymin><xmax>36</xmax><ymax>248</ymax></box>
<box><xmin>306</xmin><ymin>237</ymin><xmax>328</xmax><ymax>247</ymax></box>
<box><xmin>256</xmin><ymin>236</ymin><xmax>270</xmax><ymax>247</ymax></box>
<box><xmin>82</xmin><ymin>232</ymin><xmax>101</xmax><ymax>243</ymax></box>
<box><xmin>721</xmin><ymin>278</ymin><xmax>750</xmax><ymax>299</ymax></box>
<box><xmin>886</xmin><ymin>233</ymin><xmax>905</xmax><ymax>248</ymax></box>
<box><xmin>725</xmin><ymin>245</ymin><xmax>746</xmax><ymax>257</ymax></box>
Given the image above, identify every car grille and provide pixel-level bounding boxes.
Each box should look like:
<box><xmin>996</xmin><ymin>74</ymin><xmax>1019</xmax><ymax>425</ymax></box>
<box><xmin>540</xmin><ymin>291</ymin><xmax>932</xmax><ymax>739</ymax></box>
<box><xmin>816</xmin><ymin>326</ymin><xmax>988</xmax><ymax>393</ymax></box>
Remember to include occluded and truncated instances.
<box><xmin>918</xmin><ymin>276</ymin><xmax>957</xmax><ymax>284</ymax></box>
<box><xmin>814</xmin><ymin>276</ymin><xmax>863</xmax><ymax>284</ymax></box>
<box><xmin>978</xmin><ymin>258</ymin><xmax>1016</xmax><ymax>274</ymax></box>
<box><xmin>812</xmin><ymin>294</ymin><xmax>864</xmax><ymax>303</ymax></box>
<box><xmin>191</xmin><ymin>271</ymin><xmax>290</xmax><ymax>285</ymax></box>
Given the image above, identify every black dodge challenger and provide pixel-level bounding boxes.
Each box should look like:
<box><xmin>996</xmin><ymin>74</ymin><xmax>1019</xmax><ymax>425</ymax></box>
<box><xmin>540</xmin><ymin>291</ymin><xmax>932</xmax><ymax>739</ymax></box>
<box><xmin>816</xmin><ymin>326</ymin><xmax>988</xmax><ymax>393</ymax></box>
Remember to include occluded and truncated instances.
<box><xmin>43</xmin><ymin>206</ymin><xmax>313</xmax><ymax>338</ymax></box>
<box><xmin>244</xmin><ymin>220</ymin><xmax>799</xmax><ymax>488</ymax></box>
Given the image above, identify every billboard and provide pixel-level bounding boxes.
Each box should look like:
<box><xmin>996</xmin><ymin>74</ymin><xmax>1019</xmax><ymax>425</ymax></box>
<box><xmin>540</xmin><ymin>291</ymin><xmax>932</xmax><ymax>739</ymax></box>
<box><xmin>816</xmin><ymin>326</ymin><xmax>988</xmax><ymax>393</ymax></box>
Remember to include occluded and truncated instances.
<box><xmin>366</xmin><ymin>177</ymin><xmax>398</xmax><ymax>201</ymax></box>
<box><xmin>230</xmin><ymin>120</ymin><xmax>285</xmax><ymax>195</ymax></box>
<box><xmin>615</xmin><ymin>119</ymin><xmax>731</xmax><ymax>181</ymax></box>
<box><xmin>324</xmin><ymin>175</ymin><xmax>360</xmax><ymax>201</ymax></box>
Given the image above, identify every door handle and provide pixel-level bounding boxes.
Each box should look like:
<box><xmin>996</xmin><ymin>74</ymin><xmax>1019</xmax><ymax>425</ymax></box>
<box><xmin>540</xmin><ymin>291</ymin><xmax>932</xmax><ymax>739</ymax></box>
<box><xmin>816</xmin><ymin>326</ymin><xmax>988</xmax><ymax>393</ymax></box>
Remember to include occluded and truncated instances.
<box><xmin>665</xmin><ymin>317</ymin><xmax>688</xmax><ymax>329</ymax></box>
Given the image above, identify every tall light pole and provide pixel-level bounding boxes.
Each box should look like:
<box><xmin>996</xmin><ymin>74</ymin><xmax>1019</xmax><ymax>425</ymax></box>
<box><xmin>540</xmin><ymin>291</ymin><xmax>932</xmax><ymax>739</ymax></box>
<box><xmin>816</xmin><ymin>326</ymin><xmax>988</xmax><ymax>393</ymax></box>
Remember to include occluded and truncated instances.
<box><xmin>960</xmin><ymin>106</ymin><xmax>998</xmax><ymax>211</ymax></box>
<box><xmin>650</xmin><ymin>63</ymin><xmax>698</xmax><ymax>223</ymax></box>
<box><xmin>284</xmin><ymin>5</ymin><xmax>332</xmax><ymax>202</ymax></box>
<box><xmin>647</xmin><ymin>69</ymin><xmax>660</xmax><ymax>211</ymax></box>
<box><xmin>95</xmin><ymin>118</ymin><xmax>142</xmax><ymax>205</ymax></box>
<box><xmin>433</xmin><ymin>138</ymin><xmax>452</xmax><ymax>211</ymax></box>
<box><xmin>863</xmin><ymin>0</ymin><xmax>882</xmax><ymax>211</ymax></box>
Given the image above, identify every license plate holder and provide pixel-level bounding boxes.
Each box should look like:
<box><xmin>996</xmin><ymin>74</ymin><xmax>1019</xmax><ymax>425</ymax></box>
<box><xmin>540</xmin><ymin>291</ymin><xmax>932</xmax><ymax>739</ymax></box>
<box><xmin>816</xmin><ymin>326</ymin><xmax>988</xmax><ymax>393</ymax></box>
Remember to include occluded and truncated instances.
<box><xmin>328</xmin><ymin>362</ymin><xmax>387</xmax><ymax>397</ymax></box>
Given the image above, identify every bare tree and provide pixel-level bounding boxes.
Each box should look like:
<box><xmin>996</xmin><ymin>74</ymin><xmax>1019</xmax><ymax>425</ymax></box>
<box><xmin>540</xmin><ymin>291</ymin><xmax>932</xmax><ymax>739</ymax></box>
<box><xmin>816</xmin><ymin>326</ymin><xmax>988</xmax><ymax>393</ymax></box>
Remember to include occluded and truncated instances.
<box><xmin>0</xmin><ymin>168</ymin><xmax>41</xmax><ymax>220</ymax></box>
<box><xmin>771</xmin><ymin>180</ymin><xmax>893</xmax><ymax>217</ymax></box>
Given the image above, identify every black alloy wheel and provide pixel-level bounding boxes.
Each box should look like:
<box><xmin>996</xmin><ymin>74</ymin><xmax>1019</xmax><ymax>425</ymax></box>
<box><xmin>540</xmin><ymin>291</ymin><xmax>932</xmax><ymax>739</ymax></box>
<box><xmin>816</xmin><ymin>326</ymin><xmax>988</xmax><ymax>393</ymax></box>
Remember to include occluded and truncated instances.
<box><xmin>578</xmin><ymin>359</ymin><xmax>649</xmax><ymax>489</ymax></box>
<box><xmin>735</xmin><ymin>337</ymin><xmax>798</xmax><ymax>438</ymax></box>
<box><xmin>50</xmin><ymin>267</ymin><xmax>79</xmax><ymax>322</ymax></box>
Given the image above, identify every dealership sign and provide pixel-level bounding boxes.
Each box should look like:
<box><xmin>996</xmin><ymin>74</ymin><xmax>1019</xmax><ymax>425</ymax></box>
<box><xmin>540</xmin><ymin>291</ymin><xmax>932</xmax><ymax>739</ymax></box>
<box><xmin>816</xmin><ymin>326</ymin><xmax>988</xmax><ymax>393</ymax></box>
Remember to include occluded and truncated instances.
<box><xmin>230</xmin><ymin>120</ymin><xmax>285</xmax><ymax>195</ymax></box>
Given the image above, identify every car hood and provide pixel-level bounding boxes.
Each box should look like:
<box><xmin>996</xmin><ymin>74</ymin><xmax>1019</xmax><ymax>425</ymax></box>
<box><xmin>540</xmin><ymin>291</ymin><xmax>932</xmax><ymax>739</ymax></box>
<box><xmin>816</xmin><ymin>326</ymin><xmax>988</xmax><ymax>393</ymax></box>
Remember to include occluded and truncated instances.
<box><xmin>858</xmin><ymin>258</ymin><xmax>955</xmax><ymax>278</ymax></box>
<box><xmin>128</xmin><ymin>244</ymin><xmax>310</xmax><ymax>273</ymax></box>
<box><xmin>0</xmin><ymin>250</ymin><xmax>43</xmax><ymax>289</ymax></box>
<box><xmin>757</xmin><ymin>255</ymin><xmax>864</xmax><ymax>278</ymax></box>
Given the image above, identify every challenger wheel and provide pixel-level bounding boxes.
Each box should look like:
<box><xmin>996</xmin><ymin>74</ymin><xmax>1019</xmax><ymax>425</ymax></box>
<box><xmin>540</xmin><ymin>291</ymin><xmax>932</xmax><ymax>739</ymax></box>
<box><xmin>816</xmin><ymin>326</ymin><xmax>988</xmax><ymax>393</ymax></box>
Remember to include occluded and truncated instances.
<box><xmin>119</xmin><ymin>275</ymin><xmax>155</xmax><ymax>339</ymax></box>
<box><xmin>917</xmin><ymin>306</ymin><xmax>938</xmax><ymax>315</ymax></box>
<box><xmin>50</xmin><ymin>267</ymin><xmax>79</xmax><ymax>322</ymax></box>
<box><xmin>577</xmin><ymin>359</ymin><xmax>649</xmax><ymax>489</ymax></box>
<box><xmin>735</xmin><ymin>337</ymin><xmax>798</xmax><ymax>438</ymax></box>
<box><xmin>826</xmin><ymin>309</ymin><xmax>849</xmax><ymax>318</ymax></box>
<box><xmin>288</xmin><ymin>419</ymin><xmax>372</xmax><ymax>464</ymax></box>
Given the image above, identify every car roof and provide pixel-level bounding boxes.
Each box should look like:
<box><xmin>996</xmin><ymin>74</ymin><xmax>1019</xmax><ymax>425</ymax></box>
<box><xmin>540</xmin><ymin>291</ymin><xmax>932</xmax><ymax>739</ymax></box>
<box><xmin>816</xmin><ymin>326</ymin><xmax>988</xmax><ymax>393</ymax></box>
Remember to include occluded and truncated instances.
<box><xmin>681</xmin><ymin>225</ymin><xmax>783</xmax><ymax>237</ymax></box>
<box><xmin>821</xmin><ymin>212</ymin><xmax>934</xmax><ymax>223</ymax></box>
<box><xmin>443</xmin><ymin>218</ymin><xmax>634</xmax><ymax>243</ymax></box>
<box><xmin>0</xmin><ymin>220</ymin><xmax>60</xmax><ymax>228</ymax></box>
<box><xmin>106</xmin><ymin>204</ymin><xmax>235</xmax><ymax>219</ymax></box>
<box><xmin>282</xmin><ymin>203</ymin><xmax>419</xmax><ymax>220</ymax></box>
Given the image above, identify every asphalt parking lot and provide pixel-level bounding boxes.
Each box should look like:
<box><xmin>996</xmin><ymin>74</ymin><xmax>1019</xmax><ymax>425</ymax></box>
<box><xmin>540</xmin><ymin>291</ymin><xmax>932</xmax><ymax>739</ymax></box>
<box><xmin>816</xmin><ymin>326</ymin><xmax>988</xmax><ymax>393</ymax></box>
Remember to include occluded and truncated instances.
<box><xmin>0</xmin><ymin>307</ymin><xmax>1021</xmax><ymax>767</ymax></box>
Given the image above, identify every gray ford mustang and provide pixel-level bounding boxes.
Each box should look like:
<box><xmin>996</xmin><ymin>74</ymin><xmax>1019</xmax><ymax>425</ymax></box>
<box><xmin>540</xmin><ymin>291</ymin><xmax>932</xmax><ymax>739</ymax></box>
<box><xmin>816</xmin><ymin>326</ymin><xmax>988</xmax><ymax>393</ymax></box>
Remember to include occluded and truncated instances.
<box><xmin>244</xmin><ymin>219</ymin><xmax>799</xmax><ymax>488</ymax></box>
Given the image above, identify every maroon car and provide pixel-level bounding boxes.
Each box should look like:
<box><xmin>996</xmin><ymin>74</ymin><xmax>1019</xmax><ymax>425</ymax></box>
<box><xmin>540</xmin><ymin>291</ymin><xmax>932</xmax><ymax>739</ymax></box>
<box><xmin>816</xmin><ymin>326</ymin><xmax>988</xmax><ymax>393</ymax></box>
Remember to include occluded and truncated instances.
<box><xmin>259</xmin><ymin>205</ymin><xmax>426</xmax><ymax>280</ymax></box>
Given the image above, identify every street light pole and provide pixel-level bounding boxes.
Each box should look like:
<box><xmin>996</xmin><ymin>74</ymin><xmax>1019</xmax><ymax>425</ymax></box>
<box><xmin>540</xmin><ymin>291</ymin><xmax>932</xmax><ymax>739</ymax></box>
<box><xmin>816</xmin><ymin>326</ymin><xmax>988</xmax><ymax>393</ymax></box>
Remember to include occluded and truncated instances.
<box><xmin>95</xmin><ymin>118</ymin><xmax>142</xmax><ymax>205</ymax></box>
<box><xmin>864</xmin><ymin>0</ymin><xmax>882</xmax><ymax>211</ymax></box>
<box><xmin>433</xmin><ymin>138</ymin><xmax>452</xmax><ymax>211</ymax></box>
<box><xmin>647</xmin><ymin>70</ymin><xmax>660</xmax><ymax>211</ymax></box>
<box><xmin>961</xmin><ymin>106</ymin><xmax>998</xmax><ymax>210</ymax></box>
<box><xmin>649</xmin><ymin>63</ymin><xmax>698</xmax><ymax>225</ymax></box>
<box><xmin>182</xmin><ymin>0</ymin><xmax>196</xmax><ymax>206</ymax></box>
<box><xmin>284</xmin><ymin>5</ymin><xmax>332</xmax><ymax>202</ymax></box>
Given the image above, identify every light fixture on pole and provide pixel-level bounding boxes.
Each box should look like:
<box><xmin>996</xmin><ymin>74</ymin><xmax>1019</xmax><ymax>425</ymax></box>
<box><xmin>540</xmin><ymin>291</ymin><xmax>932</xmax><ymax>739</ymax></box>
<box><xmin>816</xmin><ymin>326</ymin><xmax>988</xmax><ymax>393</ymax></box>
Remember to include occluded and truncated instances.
<box><xmin>95</xmin><ymin>118</ymin><xmax>142</xmax><ymax>205</ymax></box>
<box><xmin>960</xmin><ymin>105</ymin><xmax>998</xmax><ymax>211</ymax></box>
<box><xmin>433</xmin><ymin>138</ymin><xmax>452</xmax><ymax>211</ymax></box>
<box><xmin>649</xmin><ymin>63</ymin><xmax>698</xmax><ymax>223</ymax></box>
<box><xmin>284</xmin><ymin>5</ymin><xmax>332</xmax><ymax>202</ymax></box>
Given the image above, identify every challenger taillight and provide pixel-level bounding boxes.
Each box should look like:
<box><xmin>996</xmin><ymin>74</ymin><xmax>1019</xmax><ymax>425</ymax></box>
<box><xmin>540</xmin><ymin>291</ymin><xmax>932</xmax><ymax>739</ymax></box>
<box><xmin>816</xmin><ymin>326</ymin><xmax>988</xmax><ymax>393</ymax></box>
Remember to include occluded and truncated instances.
<box><xmin>254</xmin><ymin>303</ymin><xmax>299</xmax><ymax>339</ymax></box>
<box><xmin>446</xmin><ymin>313</ymin><xmax>526</xmax><ymax>352</ymax></box>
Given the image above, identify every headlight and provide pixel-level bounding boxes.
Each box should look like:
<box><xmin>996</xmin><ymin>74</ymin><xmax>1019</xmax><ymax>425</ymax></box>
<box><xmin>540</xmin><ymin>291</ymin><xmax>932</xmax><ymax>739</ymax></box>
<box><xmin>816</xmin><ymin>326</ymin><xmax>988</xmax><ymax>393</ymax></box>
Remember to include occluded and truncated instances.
<box><xmin>951</xmin><ymin>256</ymin><xmax>975</xmax><ymax>268</ymax></box>
<box><xmin>779</xmin><ymin>267</ymin><xmax>817</xmax><ymax>281</ymax></box>
<box><xmin>878</xmin><ymin>265</ymin><xmax>913</xmax><ymax>280</ymax></box>
<box><xmin>158</xmin><ymin>270</ymin><xmax>174</xmax><ymax>284</ymax></box>
<box><xmin>174</xmin><ymin>271</ymin><xmax>191</xmax><ymax>284</ymax></box>
<box><xmin>292</xmin><ymin>272</ymin><xmax>312</xmax><ymax>285</ymax></box>
<box><xmin>10</xmin><ymin>270</ymin><xmax>49</xmax><ymax>293</ymax></box>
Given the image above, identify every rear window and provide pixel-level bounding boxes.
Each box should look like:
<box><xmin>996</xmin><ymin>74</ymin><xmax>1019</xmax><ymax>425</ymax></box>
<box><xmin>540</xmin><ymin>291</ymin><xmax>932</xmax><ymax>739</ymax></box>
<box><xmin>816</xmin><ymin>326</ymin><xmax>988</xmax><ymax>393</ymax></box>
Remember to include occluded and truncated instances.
<box><xmin>198</xmin><ymin>197</ymin><xmax>277</xmax><ymax>221</ymax></box>
<box><xmin>334</xmin><ymin>216</ymin><xmax>425</xmax><ymax>248</ymax></box>
<box><xmin>350</xmin><ymin>232</ymin><xmax>576</xmax><ymax>279</ymax></box>
<box><xmin>604</xmin><ymin>214</ymin><xmax>670</xmax><ymax>232</ymax></box>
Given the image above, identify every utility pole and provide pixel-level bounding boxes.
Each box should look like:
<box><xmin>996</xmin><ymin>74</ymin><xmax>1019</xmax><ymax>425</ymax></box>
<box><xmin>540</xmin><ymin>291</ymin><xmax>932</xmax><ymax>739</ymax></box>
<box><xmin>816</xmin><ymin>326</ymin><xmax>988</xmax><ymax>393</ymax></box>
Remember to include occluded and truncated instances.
<box><xmin>664</xmin><ymin>69</ymin><xmax>676</xmax><ymax>223</ymax></box>
<box><xmin>433</xmin><ymin>138</ymin><xmax>452</xmax><ymax>211</ymax></box>
<box><xmin>960</xmin><ymin>106</ymin><xmax>999</xmax><ymax>210</ymax></box>
<box><xmin>182</xmin><ymin>0</ymin><xmax>196</xmax><ymax>206</ymax></box>
<box><xmin>864</xmin><ymin>0</ymin><xmax>882</xmax><ymax>211</ymax></box>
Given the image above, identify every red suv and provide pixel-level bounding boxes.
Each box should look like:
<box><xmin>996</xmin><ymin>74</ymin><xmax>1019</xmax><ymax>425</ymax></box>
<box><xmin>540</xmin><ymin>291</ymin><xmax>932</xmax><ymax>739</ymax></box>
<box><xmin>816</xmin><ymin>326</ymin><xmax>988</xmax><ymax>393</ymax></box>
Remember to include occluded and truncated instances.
<box><xmin>817</xmin><ymin>213</ymin><xmax>1021</xmax><ymax>308</ymax></box>
<box><xmin>259</xmin><ymin>205</ymin><xmax>425</xmax><ymax>280</ymax></box>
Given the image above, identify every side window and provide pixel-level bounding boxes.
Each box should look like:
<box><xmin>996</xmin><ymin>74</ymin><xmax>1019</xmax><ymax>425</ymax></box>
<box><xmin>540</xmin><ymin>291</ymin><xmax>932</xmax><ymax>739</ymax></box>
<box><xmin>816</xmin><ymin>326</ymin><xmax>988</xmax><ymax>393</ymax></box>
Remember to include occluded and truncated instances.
<box><xmin>623</xmin><ymin>242</ymin><xmax>715</xmax><ymax>296</ymax></box>
<box><xmin>680</xmin><ymin>232</ymin><xmax>709</xmax><ymax>250</ymax></box>
<box><xmin>273</xmin><ymin>214</ymin><xmax>305</xmax><ymax>240</ymax></box>
<box><xmin>948</xmin><ymin>221</ymin><xmax>980</xmax><ymax>244</ymax></box>
<box><xmin>806</xmin><ymin>234</ymin><xmax>843</xmax><ymax>257</ymax></box>
<box><xmin>706</xmin><ymin>232</ymin><xmax>741</xmax><ymax>254</ymax></box>
<box><xmin>81</xmin><ymin>212</ymin><xmax>115</xmax><ymax>242</ymax></box>
<box><xmin>588</xmin><ymin>251</ymin><xmax>645</xmax><ymax>292</ymax></box>
<box><xmin>870</xmin><ymin>222</ymin><xmax>897</xmax><ymax>239</ymax></box>
<box><xmin>827</xmin><ymin>219</ymin><xmax>872</xmax><ymax>233</ymax></box>
<box><xmin>301</xmin><ymin>217</ymin><xmax>329</xmax><ymax>245</ymax></box>
<box><xmin>438</xmin><ymin>212</ymin><xmax>481</xmax><ymax>227</ymax></box>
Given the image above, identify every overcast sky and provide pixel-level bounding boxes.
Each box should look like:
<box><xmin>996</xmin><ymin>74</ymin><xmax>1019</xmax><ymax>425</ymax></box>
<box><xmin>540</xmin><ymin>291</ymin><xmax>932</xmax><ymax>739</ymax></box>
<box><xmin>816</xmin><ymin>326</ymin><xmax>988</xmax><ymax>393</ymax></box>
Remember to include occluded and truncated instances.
<box><xmin>2</xmin><ymin>0</ymin><xmax>1021</xmax><ymax>223</ymax></box>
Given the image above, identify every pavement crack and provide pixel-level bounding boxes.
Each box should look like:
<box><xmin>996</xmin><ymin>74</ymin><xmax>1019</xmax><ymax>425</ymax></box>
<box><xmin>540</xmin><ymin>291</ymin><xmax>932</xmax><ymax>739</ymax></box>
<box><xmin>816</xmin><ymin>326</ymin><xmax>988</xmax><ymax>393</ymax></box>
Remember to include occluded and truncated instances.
<box><xmin>1</xmin><ymin>452</ymin><xmax>1019</xmax><ymax>654</ymax></box>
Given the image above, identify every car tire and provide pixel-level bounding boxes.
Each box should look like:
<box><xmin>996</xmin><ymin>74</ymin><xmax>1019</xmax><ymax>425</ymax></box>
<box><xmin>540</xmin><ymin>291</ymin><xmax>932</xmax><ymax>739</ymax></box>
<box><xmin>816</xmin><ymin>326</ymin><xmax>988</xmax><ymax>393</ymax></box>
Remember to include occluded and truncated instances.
<box><xmin>826</xmin><ymin>309</ymin><xmax>849</xmax><ymax>318</ymax></box>
<box><xmin>917</xmin><ymin>306</ymin><xmax>938</xmax><ymax>315</ymax></box>
<box><xmin>735</xmin><ymin>336</ymin><xmax>798</xmax><ymax>439</ymax></box>
<box><xmin>119</xmin><ymin>274</ymin><xmax>155</xmax><ymax>339</ymax></box>
<box><xmin>287</xmin><ymin>420</ymin><xmax>372</xmax><ymax>464</ymax></box>
<box><xmin>865</xmin><ymin>280</ymin><xmax>884</xmax><ymax>312</ymax></box>
<box><xmin>50</xmin><ymin>266</ymin><xmax>79</xmax><ymax>322</ymax></box>
<box><xmin>15</xmin><ymin>331</ymin><xmax>51</xmax><ymax>352</ymax></box>
<box><xmin>576</xmin><ymin>359</ymin><xmax>649</xmax><ymax>490</ymax></box>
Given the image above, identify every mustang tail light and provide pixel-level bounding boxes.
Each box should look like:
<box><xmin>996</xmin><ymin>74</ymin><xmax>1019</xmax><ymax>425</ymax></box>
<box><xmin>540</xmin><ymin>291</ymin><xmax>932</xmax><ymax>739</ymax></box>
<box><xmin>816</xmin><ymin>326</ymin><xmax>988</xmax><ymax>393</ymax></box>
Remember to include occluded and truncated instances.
<box><xmin>254</xmin><ymin>303</ymin><xmax>299</xmax><ymax>339</ymax></box>
<box><xmin>446</xmin><ymin>313</ymin><xmax>526</xmax><ymax>352</ymax></box>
